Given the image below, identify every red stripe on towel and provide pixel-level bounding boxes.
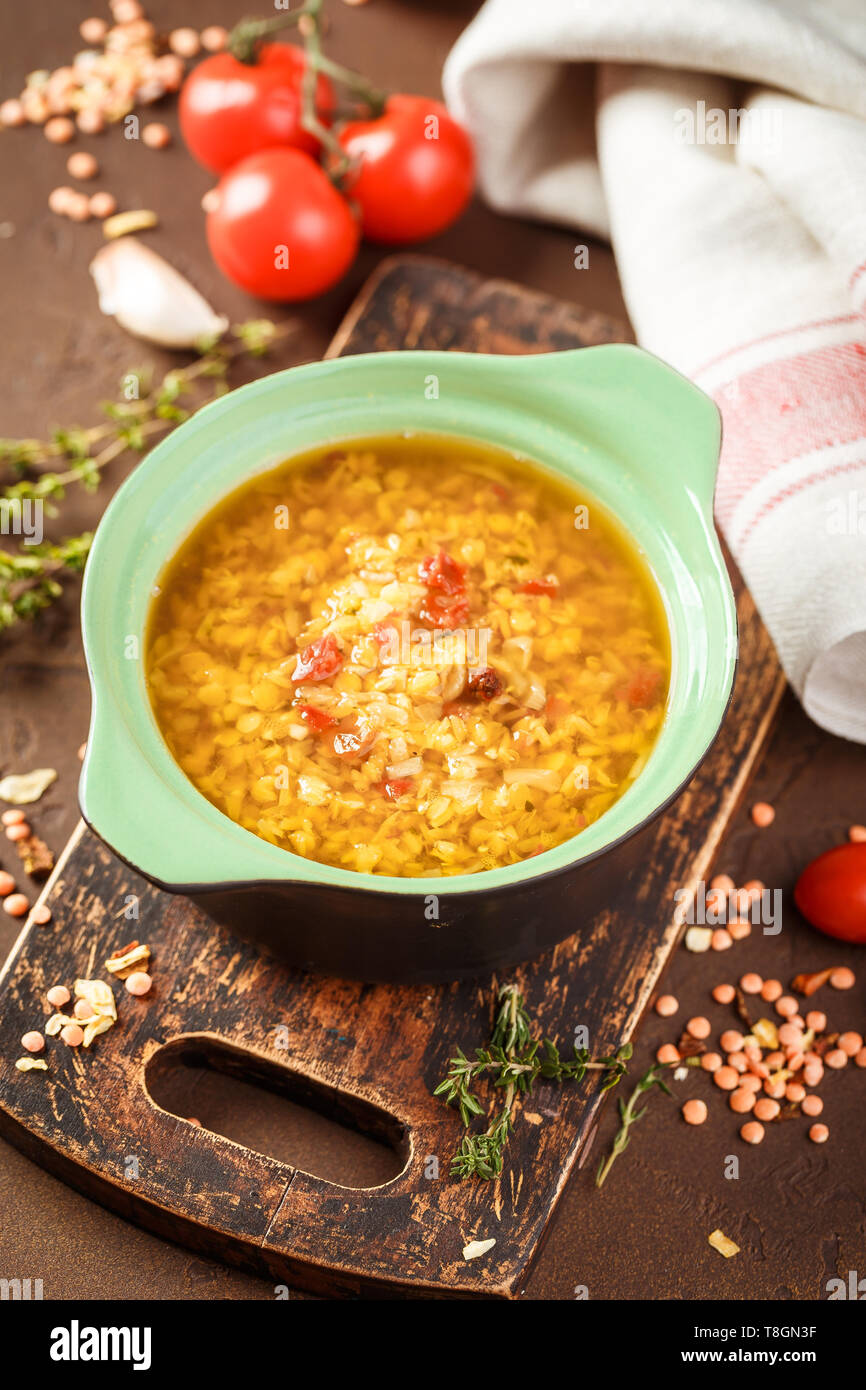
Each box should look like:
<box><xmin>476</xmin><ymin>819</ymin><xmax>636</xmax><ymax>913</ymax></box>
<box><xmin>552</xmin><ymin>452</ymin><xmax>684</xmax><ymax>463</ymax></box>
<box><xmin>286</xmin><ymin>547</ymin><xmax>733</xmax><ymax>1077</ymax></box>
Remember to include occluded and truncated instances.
<box><xmin>737</xmin><ymin>455</ymin><xmax>866</xmax><ymax>548</ymax></box>
<box><xmin>707</xmin><ymin>338</ymin><xmax>866</xmax><ymax>529</ymax></box>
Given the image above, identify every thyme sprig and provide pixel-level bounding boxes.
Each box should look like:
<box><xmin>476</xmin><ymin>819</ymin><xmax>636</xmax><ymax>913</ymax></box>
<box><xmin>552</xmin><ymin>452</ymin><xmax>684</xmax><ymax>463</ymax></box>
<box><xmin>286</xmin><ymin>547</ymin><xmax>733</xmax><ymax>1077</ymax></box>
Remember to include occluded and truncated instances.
<box><xmin>595</xmin><ymin>1056</ymin><xmax>700</xmax><ymax>1189</ymax></box>
<box><xmin>435</xmin><ymin>984</ymin><xmax>632</xmax><ymax>1181</ymax></box>
<box><xmin>0</xmin><ymin>319</ymin><xmax>292</xmax><ymax>632</ymax></box>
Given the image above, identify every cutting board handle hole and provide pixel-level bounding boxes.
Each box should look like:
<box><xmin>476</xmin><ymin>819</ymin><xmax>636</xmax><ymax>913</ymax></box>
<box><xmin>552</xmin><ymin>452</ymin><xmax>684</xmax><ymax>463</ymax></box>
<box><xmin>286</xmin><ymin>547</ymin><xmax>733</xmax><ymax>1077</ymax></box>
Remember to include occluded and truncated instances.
<box><xmin>145</xmin><ymin>1035</ymin><xmax>409</xmax><ymax>1190</ymax></box>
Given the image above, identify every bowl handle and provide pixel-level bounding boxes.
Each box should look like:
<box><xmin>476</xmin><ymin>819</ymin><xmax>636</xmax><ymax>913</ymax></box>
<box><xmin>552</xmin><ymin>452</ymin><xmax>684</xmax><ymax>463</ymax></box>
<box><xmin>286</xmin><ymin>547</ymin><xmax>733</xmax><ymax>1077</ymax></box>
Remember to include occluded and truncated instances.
<box><xmin>516</xmin><ymin>343</ymin><xmax>723</xmax><ymax>521</ymax></box>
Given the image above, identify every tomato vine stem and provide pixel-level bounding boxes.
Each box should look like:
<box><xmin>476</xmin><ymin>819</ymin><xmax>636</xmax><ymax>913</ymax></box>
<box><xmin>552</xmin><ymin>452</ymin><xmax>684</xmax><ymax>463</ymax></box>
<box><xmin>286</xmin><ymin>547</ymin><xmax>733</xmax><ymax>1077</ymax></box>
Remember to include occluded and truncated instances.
<box><xmin>227</xmin><ymin>2</ymin><xmax>388</xmax><ymax>190</ymax></box>
<box><xmin>228</xmin><ymin>9</ymin><xmax>316</xmax><ymax>65</ymax></box>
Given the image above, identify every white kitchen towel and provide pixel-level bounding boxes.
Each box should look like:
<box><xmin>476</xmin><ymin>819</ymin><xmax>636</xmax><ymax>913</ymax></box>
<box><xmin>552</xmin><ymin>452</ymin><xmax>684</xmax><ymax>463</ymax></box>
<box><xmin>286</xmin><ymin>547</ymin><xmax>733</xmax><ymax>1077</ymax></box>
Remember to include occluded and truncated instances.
<box><xmin>444</xmin><ymin>0</ymin><xmax>866</xmax><ymax>742</ymax></box>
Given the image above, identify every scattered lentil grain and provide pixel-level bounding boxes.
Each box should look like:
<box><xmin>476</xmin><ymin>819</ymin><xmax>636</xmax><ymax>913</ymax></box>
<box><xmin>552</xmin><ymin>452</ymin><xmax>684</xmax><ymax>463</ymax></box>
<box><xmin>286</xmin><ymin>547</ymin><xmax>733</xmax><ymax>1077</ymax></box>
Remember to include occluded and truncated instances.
<box><xmin>730</xmin><ymin>1087</ymin><xmax>755</xmax><ymax>1113</ymax></box>
<box><xmin>778</xmin><ymin>1022</ymin><xmax>804</xmax><ymax>1048</ymax></box>
<box><xmin>714</xmin><ymin>1066</ymin><xmax>739</xmax><ymax>1091</ymax></box>
<box><xmin>686</xmin><ymin>1015</ymin><xmax>711</xmax><ymax>1039</ymax></box>
<box><xmin>66</xmin><ymin>192</ymin><xmax>92</xmax><ymax>221</ymax></box>
<box><xmin>200</xmin><ymin>26</ymin><xmax>228</xmax><ymax>52</ymax></box>
<box><xmin>76</xmin><ymin>108</ymin><xmax>105</xmax><ymax>135</ymax></box>
<box><xmin>753</xmin><ymin>1097</ymin><xmax>780</xmax><ymax>1121</ymax></box>
<box><xmin>142</xmin><ymin>121</ymin><xmax>171</xmax><ymax>148</ymax></box>
<box><xmin>80</xmin><ymin>17</ymin><xmax>108</xmax><ymax>43</ymax></box>
<box><xmin>830</xmin><ymin>967</ymin><xmax>855</xmax><ymax>990</ymax></box>
<box><xmin>740</xmin><ymin>1120</ymin><xmax>764</xmax><ymax>1144</ymax></box>
<box><xmin>682</xmin><ymin>1099</ymin><xmax>707</xmax><ymax>1125</ymax></box>
<box><xmin>655</xmin><ymin>994</ymin><xmax>678</xmax><ymax>1017</ymax></box>
<box><xmin>89</xmin><ymin>191</ymin><xmax>117</xmax><ymax>218</ymax></box>
<box><xmin>0</xmin><ymin>98</ymin><xmax>26</xmax><ymax>127</ymax></box>
<box><xmin>44</xmin><ymin>115</ymin><xmax>75</xmax><ymax>143</ymax></box>
<box><xmin>67</xmin><ymin>150</ymin><xmax>98</xmax><ymax>179</ymax></box>
<box><xmin>125</xmin><ymin>971</ymin><xmax>152</xmax><ymax>996</ymax></box>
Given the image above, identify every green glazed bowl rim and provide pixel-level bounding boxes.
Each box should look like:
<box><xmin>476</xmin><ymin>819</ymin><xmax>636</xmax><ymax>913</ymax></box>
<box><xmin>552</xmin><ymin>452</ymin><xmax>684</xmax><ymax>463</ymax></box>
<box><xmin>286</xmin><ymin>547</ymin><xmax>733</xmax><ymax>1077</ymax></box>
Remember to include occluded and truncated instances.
<box><xmin>80</xmin><ymin>344</ymin><xmax>737</xmax><ymax>897</ymax></box>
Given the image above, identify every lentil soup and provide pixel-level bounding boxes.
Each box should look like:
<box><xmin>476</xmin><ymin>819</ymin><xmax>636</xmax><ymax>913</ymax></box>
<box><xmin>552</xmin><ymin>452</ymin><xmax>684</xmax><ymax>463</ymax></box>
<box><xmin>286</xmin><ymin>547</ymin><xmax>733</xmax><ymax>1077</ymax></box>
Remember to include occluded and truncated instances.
<box><xmin>145</xmin><ymin>436</ymin><xmax>670</xmax><ymax>877</ymax></box>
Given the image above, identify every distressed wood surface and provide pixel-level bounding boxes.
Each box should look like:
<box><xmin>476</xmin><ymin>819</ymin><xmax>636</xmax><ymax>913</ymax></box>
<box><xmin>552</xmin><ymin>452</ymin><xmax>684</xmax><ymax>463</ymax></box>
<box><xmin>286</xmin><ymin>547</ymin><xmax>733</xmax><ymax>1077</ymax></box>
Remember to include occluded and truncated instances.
<box><xmin>0</xmin><ymin>257</ymin><xmax>785</xmax><ymax>1298</ymax></box>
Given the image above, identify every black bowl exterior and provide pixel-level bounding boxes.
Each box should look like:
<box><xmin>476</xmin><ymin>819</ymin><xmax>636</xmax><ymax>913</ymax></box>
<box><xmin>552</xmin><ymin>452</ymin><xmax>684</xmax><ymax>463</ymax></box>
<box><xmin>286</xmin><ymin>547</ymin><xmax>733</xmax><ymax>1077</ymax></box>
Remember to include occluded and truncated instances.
<box><xmin>186</xmin><ymin>819</ymin><xmax>655</xmax><ymax>984</ymax></box>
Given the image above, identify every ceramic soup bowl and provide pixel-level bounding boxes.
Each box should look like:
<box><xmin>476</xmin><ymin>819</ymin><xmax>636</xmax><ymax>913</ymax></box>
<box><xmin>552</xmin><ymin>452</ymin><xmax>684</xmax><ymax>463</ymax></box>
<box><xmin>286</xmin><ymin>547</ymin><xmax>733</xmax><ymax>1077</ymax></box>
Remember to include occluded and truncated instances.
<box><xmin>80</xmin><ymin>346</ymin><xmax>736</xmax><ymax>982</ymax></box>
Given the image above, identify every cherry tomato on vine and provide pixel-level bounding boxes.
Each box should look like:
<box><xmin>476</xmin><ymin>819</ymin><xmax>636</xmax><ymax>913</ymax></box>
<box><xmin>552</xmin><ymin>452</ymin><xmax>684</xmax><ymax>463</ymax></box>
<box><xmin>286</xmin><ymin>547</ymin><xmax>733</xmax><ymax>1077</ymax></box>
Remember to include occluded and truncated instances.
<box><xmin>794</xmin><ymin>842</ymin><xmax>866</xmax><ymax>944</ymax></box>
<box><xmin>206</xmin><ymin>148</ymin><xmax>360</xmax><ymax>301</ymax></box>
<box><xmin>179</xmin><ymin>43</ymin><xmax>335</xmax><ymax>174</ymax></box>
<box><xmin>336</xmin><ymin>94</ymin><xmax>474</xmax><ymax>245</ymax></box>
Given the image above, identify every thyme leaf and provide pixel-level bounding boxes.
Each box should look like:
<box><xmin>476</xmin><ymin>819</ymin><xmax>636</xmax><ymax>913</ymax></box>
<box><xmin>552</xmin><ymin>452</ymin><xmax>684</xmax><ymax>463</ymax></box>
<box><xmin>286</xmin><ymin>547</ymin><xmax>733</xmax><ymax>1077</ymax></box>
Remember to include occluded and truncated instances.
<box><xmin>595</xmin><ymin>1056</ymin><xmax>699</xmax><ymax>1189</ymax></box>
<box><xmin>0</xmin><ymin>319</ymin><xmax>294</xmax><ymax>633</ymax></box>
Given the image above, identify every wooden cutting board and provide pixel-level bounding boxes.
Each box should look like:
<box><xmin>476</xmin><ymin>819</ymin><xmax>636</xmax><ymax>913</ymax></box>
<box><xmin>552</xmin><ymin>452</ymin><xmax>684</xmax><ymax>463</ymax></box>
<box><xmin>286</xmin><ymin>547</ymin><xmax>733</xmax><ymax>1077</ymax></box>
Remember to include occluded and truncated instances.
<box><xmin>0</xmin><ymin>257</ymin><xmax>786</xmax><ymax>1299</ymax></box>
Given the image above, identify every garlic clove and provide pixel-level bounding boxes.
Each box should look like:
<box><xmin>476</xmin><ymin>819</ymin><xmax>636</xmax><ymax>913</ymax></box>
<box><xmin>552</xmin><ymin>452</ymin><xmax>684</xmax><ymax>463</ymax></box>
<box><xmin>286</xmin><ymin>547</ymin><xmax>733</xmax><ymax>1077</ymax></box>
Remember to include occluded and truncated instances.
<box><xmin>0</xmin><ymin>767</ymin><xmax>57</xmax><ymax>804</ymax></box>
<box><xmin>89</xmin><ymin>237</ymin><xmax>228</xmax><ymax>349</ymax></box>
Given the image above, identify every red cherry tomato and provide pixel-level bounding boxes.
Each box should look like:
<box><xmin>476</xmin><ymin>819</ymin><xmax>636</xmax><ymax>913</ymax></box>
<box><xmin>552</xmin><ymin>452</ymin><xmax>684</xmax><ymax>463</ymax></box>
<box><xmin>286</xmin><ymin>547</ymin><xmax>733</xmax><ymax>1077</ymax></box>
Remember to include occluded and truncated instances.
<box><xmin>179</xmin><ymin>43</ymin><xmax>334</xmax><ymax>173</ymax></box>
<box><xmin>206</xmin><ymin>148</ymin><xmax>359</xmax><ymax>302</ymax></box>
<box><xmin>794</xmin><ymin>842</ymin><xmax>866</xmax><ymax>944</ymax></box>
<box><xmin>291</xmin><ymin>633</ymin><xmax>344</xmax><ymax>683</ymax></box>
<box><xmin>337</xmin><ymin>94</ymin><xmax>474</xmax><ymax>245</ymax></box>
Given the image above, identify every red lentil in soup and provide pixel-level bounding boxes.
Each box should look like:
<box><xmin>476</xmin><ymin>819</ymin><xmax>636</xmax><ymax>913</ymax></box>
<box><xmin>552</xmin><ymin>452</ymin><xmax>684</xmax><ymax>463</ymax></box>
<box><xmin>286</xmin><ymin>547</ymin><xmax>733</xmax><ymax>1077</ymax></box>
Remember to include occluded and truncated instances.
<box><xmin>146</xmin><ymin>435</ymin><xmax>670</xmax><ymax>877</ymax></box>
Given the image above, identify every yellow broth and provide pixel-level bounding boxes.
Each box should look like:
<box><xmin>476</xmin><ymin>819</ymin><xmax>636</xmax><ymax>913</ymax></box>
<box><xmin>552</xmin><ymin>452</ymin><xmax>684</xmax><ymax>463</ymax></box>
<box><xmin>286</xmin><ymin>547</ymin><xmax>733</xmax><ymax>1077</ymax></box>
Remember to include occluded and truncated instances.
<box><xmin>146</xmin><ymin>436</ymin><xmax>670</xmax><ymax>877</ymax></box>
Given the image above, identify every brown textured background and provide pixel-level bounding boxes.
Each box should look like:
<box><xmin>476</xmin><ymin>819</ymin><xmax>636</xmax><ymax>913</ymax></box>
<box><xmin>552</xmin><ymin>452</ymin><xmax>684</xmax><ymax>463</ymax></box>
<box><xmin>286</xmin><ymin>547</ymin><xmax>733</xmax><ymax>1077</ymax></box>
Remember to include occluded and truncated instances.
<box><xmin>1</xmin><ymin>0</ymin><xmax>864</xmax><ymax>1300</ymax></box>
